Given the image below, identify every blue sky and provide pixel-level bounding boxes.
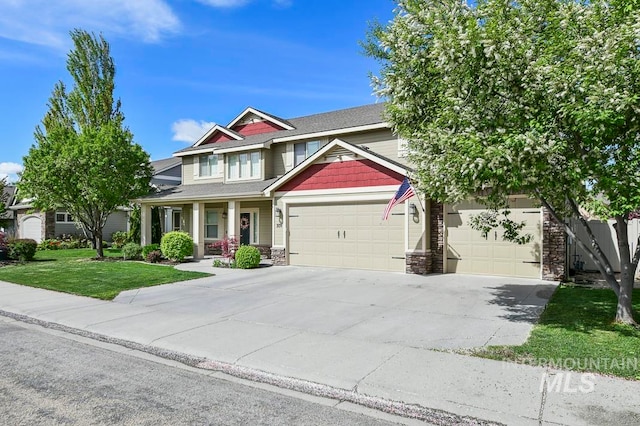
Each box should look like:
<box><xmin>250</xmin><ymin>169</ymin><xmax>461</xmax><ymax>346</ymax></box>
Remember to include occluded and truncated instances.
<box><xmin>0</xmin><ymin>0</ymin><xmax>395</xmax><ymax>182</ymax></box>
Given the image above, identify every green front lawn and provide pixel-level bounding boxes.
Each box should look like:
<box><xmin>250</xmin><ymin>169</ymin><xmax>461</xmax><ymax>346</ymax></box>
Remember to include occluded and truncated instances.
<box><xmin>0</xmin><ymin>248</ymin><xmax>210</xmax><ymax>300</ymax></box>
<box><xmin>473</xmin><ymin>285</ymin><xmax>640</xmax><ymax>380</ymax></box>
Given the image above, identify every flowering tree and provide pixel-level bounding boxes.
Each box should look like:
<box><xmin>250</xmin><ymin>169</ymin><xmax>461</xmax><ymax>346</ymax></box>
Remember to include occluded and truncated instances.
<box><xmin>365</xmin><ymin>0</ymin><xmax>640</xmax><ymax>325</ymax></box>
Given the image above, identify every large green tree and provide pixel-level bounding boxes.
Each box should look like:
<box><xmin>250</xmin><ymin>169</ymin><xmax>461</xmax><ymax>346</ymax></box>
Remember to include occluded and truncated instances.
<box><xmin>0</xmin><ymin>178</ymin><xmax>6</xmax><ymax>219</ymax></box>
<box><xmin>365</xmin><ymin>0</ymin><xmax>640</xmax><ymax>325</ymax></box>
<box><xmin>20</xmin><ymin>29</ymin><xmax>152</xmax><ymax>258</ymax></box>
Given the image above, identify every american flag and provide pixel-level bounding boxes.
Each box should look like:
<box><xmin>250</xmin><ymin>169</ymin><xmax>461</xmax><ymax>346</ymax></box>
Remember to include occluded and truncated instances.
<box><xmin>382</xmin><ymin>177</ymin><xmax>416</xmax><ymax>220</ymax></box>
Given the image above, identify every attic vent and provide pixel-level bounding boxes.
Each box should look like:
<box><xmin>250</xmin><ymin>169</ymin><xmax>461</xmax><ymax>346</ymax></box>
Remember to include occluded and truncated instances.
<box><xmin>325</xmin><ymin>147</ymin><xmax>353</xmax><ymax>160</ymax></box>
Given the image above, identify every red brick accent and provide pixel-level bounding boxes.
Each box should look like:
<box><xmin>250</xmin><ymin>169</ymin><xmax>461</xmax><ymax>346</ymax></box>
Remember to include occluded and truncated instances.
<box><xmin>430</xmin><ymin>201</ymin><xmax>444</xmax><ymax>273</ymax></box>
<box><xmin>232</xmin><ymin>121</ymin><xmax>284</xmax><ymax>136</ymax></box>
<box><xmin>279</xmin><ymin>160</ymin><xmax>404</xmax><ymax>192</ymax></box>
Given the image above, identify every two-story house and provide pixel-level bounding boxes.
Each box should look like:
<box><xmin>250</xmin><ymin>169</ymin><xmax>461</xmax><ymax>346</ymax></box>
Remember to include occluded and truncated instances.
<box><xmin>139</xmin><ymin>103</ymin><xmax>565</xmax><ymax>279</ymax></box>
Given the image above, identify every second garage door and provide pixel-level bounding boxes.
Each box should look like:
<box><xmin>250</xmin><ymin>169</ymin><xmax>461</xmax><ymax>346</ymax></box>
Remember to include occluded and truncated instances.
<box><xmin>446</xmin><ymin>199</ymin><xmax>542</xmax><ymax>278</ymax></box>
<box><xmin>21</xmin><ymin>216</ymin><xmax>42</xmax><ymax>243</ymax></box>
<box><xmin>288</xmin><ymin>201</ymin><xmax>405</xmax><ymax>272</ymax></box>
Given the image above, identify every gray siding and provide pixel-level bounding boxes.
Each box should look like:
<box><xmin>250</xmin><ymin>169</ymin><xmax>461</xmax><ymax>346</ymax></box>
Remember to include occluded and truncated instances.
<box><xmin>53</xmin><ymin>210</ymin><xmax>128</xmax><ymax>241</ymax></box>
<box><xmin>340</xmin><ymin>129</ymin><xmax>407</xmax><ymax>165</ymax></box>
<box><xmin>271</xmin><ymin>143</ymin><xmax>287</xmax><ymax>177</ymax></box>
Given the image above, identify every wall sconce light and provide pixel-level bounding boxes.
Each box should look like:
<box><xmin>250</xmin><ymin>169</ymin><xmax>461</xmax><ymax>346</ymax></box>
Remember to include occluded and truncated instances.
<box><xmin>408</xmin><ymin>203</ymin><xmax>417</xmax><ymax>216</ymax></box>
<box><xmin>274</xmin><ymin>206</ymin><xmax>282</xmax><ymax>217</ymax></box>
<box><xmin>222</xmin><ymin>211</ymin><xmax>228</xmax><ymax>220</ymax></box>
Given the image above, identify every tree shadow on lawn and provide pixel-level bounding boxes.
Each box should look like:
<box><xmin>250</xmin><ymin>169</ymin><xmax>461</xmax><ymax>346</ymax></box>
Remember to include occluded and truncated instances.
<box><xmin>490</xmin><ymin>283</ymin><xmax>640</xmax><ymax>335</ymax></box>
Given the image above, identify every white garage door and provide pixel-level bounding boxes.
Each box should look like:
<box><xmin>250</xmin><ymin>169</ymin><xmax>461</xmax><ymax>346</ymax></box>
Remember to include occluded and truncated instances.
<box><xmin>446</xmin><ymin>199</ymin><xmax>542</xmax><ymax>278</ymax></box>
<box><xmin>21</xmin><ymin>216</ymin><xmax>42</xmax><ymax>243</ymax></box>
<box><xmin>288</xmin><ymin>202</ymin><xmax>405</xmax><ymax>272</ymax></box>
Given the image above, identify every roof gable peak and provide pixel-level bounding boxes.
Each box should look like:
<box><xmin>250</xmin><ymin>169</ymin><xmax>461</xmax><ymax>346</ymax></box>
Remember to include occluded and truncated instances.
<box><xmin>227</xmin><ymin>107</ymin><xmax>295</xmax><ymax>133</ymax></box>
<box><xmin>193</xmin><ymin>124</ymin><xmax>244</xmax><ymax>147</ymax></box>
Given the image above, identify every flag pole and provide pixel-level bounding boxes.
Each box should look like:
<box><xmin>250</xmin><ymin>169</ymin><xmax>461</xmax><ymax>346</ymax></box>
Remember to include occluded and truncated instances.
<box><xmin>406</xmin><ymin>175</ymin><xmax>426</xmax><ymax>213</ymax></box>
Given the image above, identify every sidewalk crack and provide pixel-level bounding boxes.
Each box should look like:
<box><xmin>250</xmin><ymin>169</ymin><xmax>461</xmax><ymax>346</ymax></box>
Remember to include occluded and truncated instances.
<box><xmin>234</xmin><ymin>331</ymin><xmax>302</xmax><ymax>364</ymax></box>
<box><xmin>538</xmin><ymin>367</ymin><xmax>550</xmax><ymax>425</ymax></box>
<box><xmin>352</xmin><ymin>347</ymin><xmax>405</xmax><ymax>393</ymax></box>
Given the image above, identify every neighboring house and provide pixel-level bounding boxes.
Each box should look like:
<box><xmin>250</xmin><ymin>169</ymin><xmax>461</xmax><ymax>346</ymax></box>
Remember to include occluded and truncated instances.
<box><xmin>8</xmin><ymin>157</ymin><xmax>181</xmax><ymax>244</ymax></box>
<box><xmin>149</xmin><ymin>157</ymin><xmax>183</xmax><ymax>234</ymax></box>
<box><xmin>9</xmin><ymin>196</ymin><xmax>130</xmax><ymax>244</ymax></box>
<box><xmin>139</xmin><ymin>103</ymin><xmax>566</xmax><ymax>280</ymax></box>
<box><xmin>0</xmin><ymin>184</ymin><xmax>16</xmax><ymax>234</ymax></box>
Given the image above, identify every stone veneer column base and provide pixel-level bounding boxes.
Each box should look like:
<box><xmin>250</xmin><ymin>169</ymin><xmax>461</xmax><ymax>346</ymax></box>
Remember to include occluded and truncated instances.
<box><xmin>542</xmin><ymin>208</ymin><xmax>566</xmax><ymax>281</ymax></box>
<box><xmin>405</xmin><ymin>251</ymin><xmax>432</xmax><ymax>275</ymax></box>
<box><xmin>271</xmin><ymin>247</ymin><xmax>287</xmax><ymax>266</ymax></box>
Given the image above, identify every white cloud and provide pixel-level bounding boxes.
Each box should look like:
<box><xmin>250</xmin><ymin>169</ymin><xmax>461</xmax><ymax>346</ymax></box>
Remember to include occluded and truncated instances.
<box><xmin>171</xmin><ymin>119</ymin><xmax>215</xmax><ymax>143</ymax></box>
<box><xmin>195</xmin><ymin>0</ymin><xmax>251</xmax><ymax>7</ymax></box>
<box><xmin>0</xmin><ymin>0</ymin><xmax>181</xmax><ymax>50</ymax></box>
<box><xmin>0</xmin><ymin>162</ymin><xmax>23</xmax><ymax>183</ymax></box>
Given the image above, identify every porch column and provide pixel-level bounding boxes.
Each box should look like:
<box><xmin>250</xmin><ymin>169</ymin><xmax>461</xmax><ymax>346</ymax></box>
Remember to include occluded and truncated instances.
<box><xmin>141</xmin><ymin>204</ymin><xmax>152</xmax><ymax>246</ymax></box>
<box><xmin>164</xmin><ymin>207</ymin><xmax>173</xmax><ymax>233</ymax></box>
<box><xmin>192</xmin><ymin>202</ymin><xmax>205</xmax><ymax>258</ymax></box>
<box><xmin>227</xmin><ymin>201</ymin><xmax>238</xmax><ymax>239</ymax></box>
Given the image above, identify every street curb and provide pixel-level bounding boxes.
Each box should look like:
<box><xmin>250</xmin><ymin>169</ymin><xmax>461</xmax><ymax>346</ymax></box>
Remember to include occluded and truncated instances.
<box><xmin>0</xmin><ymin>309</ymin><xmax>503</xmax><ymax>426</ymax></box>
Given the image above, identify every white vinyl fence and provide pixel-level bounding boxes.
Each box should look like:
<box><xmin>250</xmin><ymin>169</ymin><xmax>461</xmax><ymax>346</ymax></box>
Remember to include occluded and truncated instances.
<box><xmin>568</xmin><ymin>219</ymin><xmax>640</xmax><ymax>273</ymax></box>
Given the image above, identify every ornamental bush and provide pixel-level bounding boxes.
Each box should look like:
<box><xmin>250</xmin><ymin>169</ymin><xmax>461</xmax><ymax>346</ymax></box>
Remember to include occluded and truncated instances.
<box><xmin>142</xmin><ymin>243</ymin><xmax>161</xmax><ymax>258</ymax></box>
<box><xmin>160</xmin><ymin>231</ymin><xmax>193</xmax><ymax>262</ymax></box>
<box><xmin>145</xmin><ymin>250</ymin><xmax>163</xmax><ymax>263</ymax></box>
<box><xmin>234</xmin><ymin>245</ymin><xmax>261</xmax><ymax>269</ymax></box>
<box><xmin>122</xmin><ymin>242</ymin><xmax>142</xmax><ymax>260</ymax></box>
<box><xmin>8</xmin><ymin>238</ymin><xmax>38</xmax><ymax>261</ymax></box>
<box><xmin>111</xmin><ymin>231</ymin><xmax>130</xmax><ymax>249</ymax></box>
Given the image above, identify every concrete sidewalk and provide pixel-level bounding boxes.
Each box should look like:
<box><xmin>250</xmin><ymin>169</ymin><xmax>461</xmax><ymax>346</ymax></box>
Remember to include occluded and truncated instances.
<box><xmin>0</xmin><ymin>268</ymin><xmax>639</xmax><ymax>425</ymax></box>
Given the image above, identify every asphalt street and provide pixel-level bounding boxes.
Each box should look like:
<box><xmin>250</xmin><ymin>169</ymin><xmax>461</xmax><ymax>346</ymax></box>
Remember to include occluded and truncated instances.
<box><xmin>0</xmin><ymin>320</ymin><xmax>402</xmax><ymax>426</ymax></box>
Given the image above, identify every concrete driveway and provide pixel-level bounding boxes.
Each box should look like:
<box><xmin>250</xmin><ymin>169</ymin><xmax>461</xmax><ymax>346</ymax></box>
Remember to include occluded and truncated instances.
<box><xmin>113</xmin><ymin>262</ymin><xmax>556</xmax><ymax>350</ymax></box>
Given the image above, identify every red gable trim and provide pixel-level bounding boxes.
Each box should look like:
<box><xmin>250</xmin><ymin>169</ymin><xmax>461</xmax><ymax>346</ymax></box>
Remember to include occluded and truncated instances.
<box><xmin>232</xmin><ymin>121</ymin><xmax>284</xmax><ymax>136</ymax></box>
<box><xmin>201</xmin><ymin>132</ymin><xmax>234</xmax><ymax>145</ymax></box>
<box><xmin>279</xmin><ymin>159</ymin><xmax>404</xmax><ymax>192</ymax></box>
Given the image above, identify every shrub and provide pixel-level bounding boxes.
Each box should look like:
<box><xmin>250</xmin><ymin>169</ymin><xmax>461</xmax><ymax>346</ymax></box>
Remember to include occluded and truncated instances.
<box><xmin>0</xmin><ymin>232</ymin><xmax>7</xmax><ymax>260</ymax></box>
<box><xmin>209</xmin><ymin>236</ymin><xmax>238</xmax><ymax>260</ymax></box>
<box><xmin>38</xmin><ymin>239</ymin><xmax>61</xmax><ymax>251</ymax></box>
<box><xmin>111</xmin><ymin>231</ymin><xmax>130</xmax><ymax>249</ymax></box>
<box><xmin>145</xmin><ymin>250</ymin><xmax>163</xmax><ymax>263</ymax></box>
<box><xmin>142</xmin><ymin>243</ymin><xmax>161</xmax><ymax>258</ymax></box>
<box><xmin>160</xmin><ymin>231</ymin><xmax>193</xmax><ymax>262</ymax></box>
<box><xmin>122</xmin><ymin>242</ymin><xmax>143</xmax><ymax>260</ymax></box>
<box><xmin>8</xmin><ymin>239</ymin><xmax>38</xmax><ymax>261</ymax></box>
<box><xmin>234</xmin><ymin>245</ymin><xmax>261</xmax><ymax>269</ymax></box>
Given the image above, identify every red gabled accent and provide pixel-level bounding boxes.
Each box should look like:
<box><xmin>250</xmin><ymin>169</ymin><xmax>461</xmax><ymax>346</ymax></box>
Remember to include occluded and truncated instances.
<box><xmin>200</xmin><ymin>132</ymin><xmax>234</xmax><ymax>145</ymax></box>
<box><xmin>279</xmin><ymin>159</ymin><xmax>404</xmax><ymax>192</ymax></box>
<box><xmin>232</xmin><ymin>121</ymin><xmax>285</xmax><ymax>136</ymax></box>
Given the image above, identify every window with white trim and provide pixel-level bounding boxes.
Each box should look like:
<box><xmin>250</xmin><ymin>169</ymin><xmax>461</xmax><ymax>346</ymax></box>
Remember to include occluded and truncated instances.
<box><xmin>227</xmin><ymin>151</ymin><xmax>261</xmax><ymax>180</ymax></box>
<box><xmin>205</xmin><ymin>210</ymin><xmax>219</xmax><ymax>239</ymax></box>
<box><xmin>198</xmin><ymin>154</ymin><xmax>220</xmax><ymax>177</ymax></box>
<box><xmin>55</xmin><ymin>211</ymin><xmax>74</xmax><ymax>223</ymax></box>
<box><xmin>294</xmin><ymin>141</ymin><xmax>320</xmax><ymax>166</ymax></box>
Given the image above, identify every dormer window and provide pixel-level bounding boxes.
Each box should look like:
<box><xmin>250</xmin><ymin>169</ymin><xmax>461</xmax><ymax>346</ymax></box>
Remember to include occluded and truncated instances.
<box><xmin>197</xmin><ymin>154</ymin><xmax>221</xmax><ymax>178</ymax></box>
<box><xmin>227</xmin><ymin>151</ymin><xmax>261</xmax><ymax>181</ymax></box>
<box><xmin>294</xmin><ymin>141</ymin><xmax>320</xmax><ymax>166</ymax></box>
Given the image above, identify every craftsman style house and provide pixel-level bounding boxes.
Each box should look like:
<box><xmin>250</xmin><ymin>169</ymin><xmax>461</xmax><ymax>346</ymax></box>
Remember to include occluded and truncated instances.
<box><xmin>140</xmin><ymin>103</ymin><xmax>565</xmax><ymax>279</ymax></box>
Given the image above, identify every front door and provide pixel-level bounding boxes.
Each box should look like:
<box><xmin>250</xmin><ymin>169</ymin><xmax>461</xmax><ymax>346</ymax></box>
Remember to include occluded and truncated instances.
<box><xmin>239</xmin><ymin>212</ymin><xmax>251</xmax><ymax>245</ymax></box>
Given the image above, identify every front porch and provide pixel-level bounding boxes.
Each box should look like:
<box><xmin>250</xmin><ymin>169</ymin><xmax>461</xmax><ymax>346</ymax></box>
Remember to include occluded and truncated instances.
<box><xmin>140</xmin><ymin>198</ymin><xmax>273</xmax><ymax>258</ymax></box>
